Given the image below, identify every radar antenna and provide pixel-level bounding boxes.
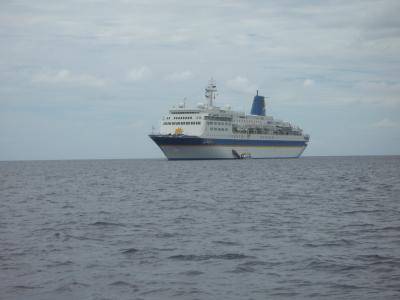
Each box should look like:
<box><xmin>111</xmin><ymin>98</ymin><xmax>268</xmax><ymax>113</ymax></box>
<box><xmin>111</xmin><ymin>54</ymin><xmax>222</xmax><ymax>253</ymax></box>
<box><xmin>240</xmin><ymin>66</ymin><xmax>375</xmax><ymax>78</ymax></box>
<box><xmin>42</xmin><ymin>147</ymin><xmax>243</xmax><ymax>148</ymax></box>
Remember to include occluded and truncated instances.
<box><xmin>205</xmin><ymin>78</ymin><xmax>217</xmax><ymax>107</ymax></box>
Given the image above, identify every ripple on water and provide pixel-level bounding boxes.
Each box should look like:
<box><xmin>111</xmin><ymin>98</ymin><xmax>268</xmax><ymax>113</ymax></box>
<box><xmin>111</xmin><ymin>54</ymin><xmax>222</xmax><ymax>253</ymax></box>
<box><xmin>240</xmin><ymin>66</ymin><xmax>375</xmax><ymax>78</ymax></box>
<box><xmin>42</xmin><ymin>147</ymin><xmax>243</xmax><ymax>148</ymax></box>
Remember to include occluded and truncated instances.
<box><xmin>181</xmin><ymin>270</ymin><xmax>204</xmax><ymax>276</ymax></box>
<box><xmin>109</xmin><ymin>281</ymin><xmax>139</xmax><ymax>291</ymax></box>
<box><xmin>89</xmin><ymin>221</ymin><xmax>125</xmax><ymax>227</ymax></box>
<box><xmin>121</xmin><ymin>248</ymin><xmax>138</xmax><ymax>254</ymax></box>
<box><xmin>168</xmin><ymin>253</ymin><xmax>255</xmax><ymax>261</ymax></box>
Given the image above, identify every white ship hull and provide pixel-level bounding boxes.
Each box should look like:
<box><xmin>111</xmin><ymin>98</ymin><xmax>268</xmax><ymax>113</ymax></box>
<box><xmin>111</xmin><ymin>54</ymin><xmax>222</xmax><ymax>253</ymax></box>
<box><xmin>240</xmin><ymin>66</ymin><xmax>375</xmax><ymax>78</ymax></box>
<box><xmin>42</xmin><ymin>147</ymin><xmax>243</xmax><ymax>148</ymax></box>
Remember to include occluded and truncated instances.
<box><xmin>149</xmin><ymin>135</ymin><xmax>308</xmax><ymax>160</ymax></box>
<box><xmin>159</xmin><ymin>144</ymin><xmax>306</xmax><ymax>160</ymax></box>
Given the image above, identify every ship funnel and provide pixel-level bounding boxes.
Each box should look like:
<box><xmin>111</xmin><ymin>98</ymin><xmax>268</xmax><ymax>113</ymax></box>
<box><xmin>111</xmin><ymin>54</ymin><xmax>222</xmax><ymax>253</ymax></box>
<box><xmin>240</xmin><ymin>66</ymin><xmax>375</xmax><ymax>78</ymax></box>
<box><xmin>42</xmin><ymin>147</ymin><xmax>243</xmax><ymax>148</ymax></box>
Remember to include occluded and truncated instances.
<box><xmin>250</xmin><ymin>90</ymin><xmax>266</xmax><ymax>116</ymax></box>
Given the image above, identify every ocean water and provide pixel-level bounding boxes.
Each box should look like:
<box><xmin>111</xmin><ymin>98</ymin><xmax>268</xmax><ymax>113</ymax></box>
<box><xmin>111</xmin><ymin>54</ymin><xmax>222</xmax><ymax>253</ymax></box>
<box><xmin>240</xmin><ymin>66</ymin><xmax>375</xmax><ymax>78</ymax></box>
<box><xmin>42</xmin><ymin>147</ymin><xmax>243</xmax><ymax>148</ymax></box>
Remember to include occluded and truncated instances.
<box><xmin>1</xmin><ymin>156</ymin><xmax>400</xmax><ymax>300</ymax></box>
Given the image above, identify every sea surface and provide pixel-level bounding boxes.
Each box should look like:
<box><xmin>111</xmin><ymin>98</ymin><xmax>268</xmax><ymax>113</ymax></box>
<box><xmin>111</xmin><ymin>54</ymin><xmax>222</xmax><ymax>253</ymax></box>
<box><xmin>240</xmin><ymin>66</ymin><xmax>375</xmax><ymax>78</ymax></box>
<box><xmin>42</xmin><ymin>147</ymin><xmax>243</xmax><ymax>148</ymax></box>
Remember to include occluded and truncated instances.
<box><xmin>1</xmin><ymin>156</ymin><xmax>400</xmax><ymax>300</ymax></box>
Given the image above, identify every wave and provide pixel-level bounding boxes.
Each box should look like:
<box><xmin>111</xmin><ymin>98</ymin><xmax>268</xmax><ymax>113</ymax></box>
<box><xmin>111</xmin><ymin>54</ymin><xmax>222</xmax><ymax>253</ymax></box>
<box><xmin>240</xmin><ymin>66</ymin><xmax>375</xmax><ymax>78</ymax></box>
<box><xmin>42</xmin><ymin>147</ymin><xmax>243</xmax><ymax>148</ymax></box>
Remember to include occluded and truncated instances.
<box><xmin>169</xmin><ymin>253</ymin><xmax>254</xmax><ymax>261</ymax></box>
<box><xmin>121</xmin><ymin>248</ymin><xmax>138</xmax><ymax>254</ymax></box>
<box><xmin>90</xmin><ymin>221</ymin><xmax>125</xmax><ymax>227</ymax></box>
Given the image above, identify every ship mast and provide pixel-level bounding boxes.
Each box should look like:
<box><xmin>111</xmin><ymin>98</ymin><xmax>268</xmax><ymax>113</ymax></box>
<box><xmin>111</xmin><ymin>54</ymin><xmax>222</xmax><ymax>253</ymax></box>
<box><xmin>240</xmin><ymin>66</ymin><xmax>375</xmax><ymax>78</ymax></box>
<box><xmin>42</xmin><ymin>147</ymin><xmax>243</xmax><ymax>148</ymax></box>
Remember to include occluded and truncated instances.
<box><xmin>205</xmin><ymin>79</ymin><xmax>217</xmax><ymax>107</ymax></box>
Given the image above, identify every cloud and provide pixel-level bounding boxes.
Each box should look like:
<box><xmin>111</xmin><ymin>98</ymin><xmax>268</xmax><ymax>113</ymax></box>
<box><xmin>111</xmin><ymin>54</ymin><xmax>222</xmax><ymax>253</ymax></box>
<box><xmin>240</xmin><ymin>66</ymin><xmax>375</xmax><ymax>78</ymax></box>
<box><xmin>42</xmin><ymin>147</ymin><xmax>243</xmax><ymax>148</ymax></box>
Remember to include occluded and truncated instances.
<box><xmin>303</xmin><ymin>79</ymin><xmax>315</xmax><ymax>87</ymax></box>
<box><xmin>355</xmin><ymin>80</ymin><xmax>400</xmax><ymax>107</ymax></box>
<box><xmin>32</xmin><ymin>69</ymin><xmax>105</xmax><ymax>87</ymax></box>
<box><xmin>127</xmin><ymin>66</ymin><xmax>152</xmax><ymax>81</ymax></box>
<box><xmin>165</xmin><ymin>70</ymin><xmax>193</xmax><ymax>82</ymax></box>
<box><xmin>226</xmin><ymin>76</ymin><xmax>257</xmax><ymax>94</ymax></box>
<box><xmin>372</xmin><ymin>118</ymin><xmax>400</xmax><ymax>128</ymax></box>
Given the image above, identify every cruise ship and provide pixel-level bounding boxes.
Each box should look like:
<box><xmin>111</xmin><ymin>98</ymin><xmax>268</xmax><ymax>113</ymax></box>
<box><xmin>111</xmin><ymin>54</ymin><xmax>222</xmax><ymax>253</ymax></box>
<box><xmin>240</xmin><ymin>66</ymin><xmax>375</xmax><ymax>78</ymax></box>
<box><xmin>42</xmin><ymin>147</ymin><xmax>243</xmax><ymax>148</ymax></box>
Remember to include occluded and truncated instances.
<box><xmin>149</xmin><ymin>80</ymin><xmax>309</xmax><ymax>160</ymax></box>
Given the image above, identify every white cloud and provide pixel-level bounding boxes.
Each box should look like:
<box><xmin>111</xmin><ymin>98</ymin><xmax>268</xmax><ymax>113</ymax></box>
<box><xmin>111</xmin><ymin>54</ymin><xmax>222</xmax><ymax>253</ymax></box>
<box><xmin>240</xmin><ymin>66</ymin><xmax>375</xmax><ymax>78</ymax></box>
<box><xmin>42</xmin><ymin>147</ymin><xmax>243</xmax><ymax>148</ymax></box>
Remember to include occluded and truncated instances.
<box><xmin>165</xmin><ymin>70</ymin><xmax>193</xmax><ymax>82</ymax></box>
<box><xmin>127</xmin><ymin>66</ymin><xmax>152</xmax><ymax>81</ymax></box>
<box><xmin>372</xmin><ymin>118</ymin><xmax>400</xmax><ymax>128</ymax></box>
<box><xmin>355</xmin><ymin>80</ymin><xmax>400</xmax><ymax>107</ymax></box>
<box><xmin>32</xmin><ymin>69</ymin><xmax>105</xmax><ymax>87</ymax></box>
<box><xmin>226</xmin><ymin>76</ymin><xmax>257</xmax><ymax>94</ymax></box>
<box><xmin>303</xmin><ymin>79</ymin><xmax>315</xmax><ymax>87</ymax></box>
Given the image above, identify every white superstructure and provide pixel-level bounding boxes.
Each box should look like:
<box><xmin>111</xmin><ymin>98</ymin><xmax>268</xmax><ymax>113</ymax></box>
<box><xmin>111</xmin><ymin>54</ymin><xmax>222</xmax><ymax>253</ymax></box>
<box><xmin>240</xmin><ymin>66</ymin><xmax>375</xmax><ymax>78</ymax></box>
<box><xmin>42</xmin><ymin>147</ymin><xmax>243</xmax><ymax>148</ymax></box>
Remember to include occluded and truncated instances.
<box><xmin>150</xmin><ymin>80</ymin><xmax>309</xmax><ymax>160</ymax></box>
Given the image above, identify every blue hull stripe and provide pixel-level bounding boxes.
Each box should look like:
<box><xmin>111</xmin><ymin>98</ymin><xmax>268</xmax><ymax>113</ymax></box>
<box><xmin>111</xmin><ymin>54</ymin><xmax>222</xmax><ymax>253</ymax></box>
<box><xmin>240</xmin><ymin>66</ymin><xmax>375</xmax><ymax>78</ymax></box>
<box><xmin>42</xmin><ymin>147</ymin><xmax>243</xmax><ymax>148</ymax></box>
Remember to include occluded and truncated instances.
<box><xmin>149</xmin><ymin>135</ymin><xmax>307</xmax><ymax>147</ymax></box>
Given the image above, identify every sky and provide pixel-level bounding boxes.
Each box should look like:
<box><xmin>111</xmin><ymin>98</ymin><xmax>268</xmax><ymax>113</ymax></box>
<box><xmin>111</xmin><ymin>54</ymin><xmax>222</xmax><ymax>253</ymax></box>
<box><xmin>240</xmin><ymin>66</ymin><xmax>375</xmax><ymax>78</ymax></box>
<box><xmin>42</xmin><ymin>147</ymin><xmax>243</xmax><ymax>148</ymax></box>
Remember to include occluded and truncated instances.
<box><xmin>1</xmin><ymin>0</ymin><xmax>400</xmax><ymax>160</ymax></box>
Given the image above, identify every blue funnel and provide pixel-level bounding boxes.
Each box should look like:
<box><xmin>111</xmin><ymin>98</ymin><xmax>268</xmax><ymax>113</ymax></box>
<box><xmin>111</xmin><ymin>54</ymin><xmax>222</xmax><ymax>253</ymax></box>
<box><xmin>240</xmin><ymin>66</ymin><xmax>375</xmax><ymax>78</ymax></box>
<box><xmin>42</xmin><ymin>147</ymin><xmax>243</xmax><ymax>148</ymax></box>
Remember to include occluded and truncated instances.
<box><xmin>250</xmin><ymin>90</ymin><xmax>265</xmax><ymax>116</ymax></box>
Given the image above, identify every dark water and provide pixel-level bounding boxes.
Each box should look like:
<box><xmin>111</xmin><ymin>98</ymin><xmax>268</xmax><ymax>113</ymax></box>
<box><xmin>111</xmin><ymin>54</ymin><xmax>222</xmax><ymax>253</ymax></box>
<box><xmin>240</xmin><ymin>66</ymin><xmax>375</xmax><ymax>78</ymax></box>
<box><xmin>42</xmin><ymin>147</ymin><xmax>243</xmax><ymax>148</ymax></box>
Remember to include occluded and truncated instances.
<box><xmin>1</xmin><ymin>156</ymin><xmax>400</xmax><ymax>300</ymax></box>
